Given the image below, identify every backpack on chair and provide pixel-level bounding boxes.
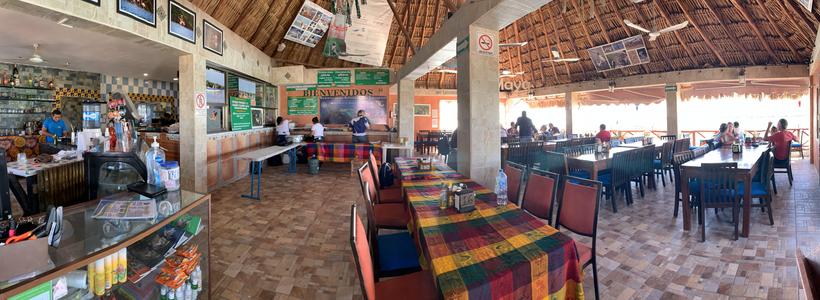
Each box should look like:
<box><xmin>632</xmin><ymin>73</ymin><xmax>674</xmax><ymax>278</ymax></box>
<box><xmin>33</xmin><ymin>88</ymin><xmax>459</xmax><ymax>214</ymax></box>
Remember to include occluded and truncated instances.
<box><xmin>378</xmin><ymin>162</ymin><xmax>395</xmax><ymax>188</ymax></box>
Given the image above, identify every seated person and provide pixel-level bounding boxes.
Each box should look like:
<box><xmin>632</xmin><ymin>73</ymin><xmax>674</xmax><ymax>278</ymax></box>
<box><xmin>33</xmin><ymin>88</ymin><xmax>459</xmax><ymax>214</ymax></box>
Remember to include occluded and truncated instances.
<box><xmin>764</xmin><ymin>119</ymin><xmax>797</xmax><ymax>163</ymax></box>
<box><xmin>310</xmin><ymin>117</ymin><xmax>324</xmax><ymax>142</ymax></box>
<box><xmin>594</xmin><ymin>124</ymin><xmax>611</xmax><ymax>143</ymax></box>
<box><xmin>506</xmin><ymin>122</ymin><xmax>518</xmax><ymax>137</ymax></box>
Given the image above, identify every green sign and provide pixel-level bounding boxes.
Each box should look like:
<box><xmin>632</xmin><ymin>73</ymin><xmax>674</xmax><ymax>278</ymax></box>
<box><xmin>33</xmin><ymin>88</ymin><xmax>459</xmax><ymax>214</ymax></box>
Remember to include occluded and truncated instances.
<box><xmin>317</xmin><ymin>70</ymin><xmax>351</xmax><ymax>88</ymax></box>
<box><xmin>355</xmin><ymin>69</ymin><xmax>390</xmax><ymax>85</ymax></box>
<box><xmin>230</xmin><ymin>97</ymin><xmax>252</xmax><ymax>131</ymax></box>
<box><xmin>286</xmin><ymin>85</ymin><xmax>319</xmax><ymax>115</ymax></box>
<box><xmin>9</xmin><ymin>281</ymin><xmax>51</xmax><ymax>300</ymax></box>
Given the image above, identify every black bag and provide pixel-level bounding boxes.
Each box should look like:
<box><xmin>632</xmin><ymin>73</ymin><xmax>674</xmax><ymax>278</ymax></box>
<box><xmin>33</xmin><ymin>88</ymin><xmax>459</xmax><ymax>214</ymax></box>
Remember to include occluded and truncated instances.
<box><xmin>437</xmin><ymin>137</ymin><xmax>450</xmax><ymax>155</ymax></box>
<box><xmin>378</xmin><ymin>162</ymin><xmax>395</xmax><ymax>188</ymax></box>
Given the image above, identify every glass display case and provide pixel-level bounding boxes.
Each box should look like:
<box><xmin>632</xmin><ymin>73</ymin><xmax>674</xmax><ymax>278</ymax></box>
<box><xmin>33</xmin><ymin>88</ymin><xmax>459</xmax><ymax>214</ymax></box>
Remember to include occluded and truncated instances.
<box><xmin>0</xmin><ymin>85</ymin><xmax>56</xmax><ymax>133</ymax></box>
<box><xmin>0</xmin><ymin>190</ymin><xmax>211</xmax><ymax>299</ymax></box>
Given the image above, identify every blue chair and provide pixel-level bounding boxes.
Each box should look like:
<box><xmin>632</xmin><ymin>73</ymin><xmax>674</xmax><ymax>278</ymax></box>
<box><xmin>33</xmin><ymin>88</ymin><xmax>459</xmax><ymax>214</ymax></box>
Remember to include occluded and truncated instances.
<box><xmin>739</xmin><ymin>149</ymin><xmax>775</xmax><ymax>226</ymax></box>
<box><xmin>598</xmin><ymin>151</ymin><xmax>631</xmax><ymax>212</ymax></box>
<box><xmin>672</xmin><ymin>151</ymin><xmax>698</xmax><ymax>218</ymax></box>
<box><xmin>695</xmin><ymin>163</ymin><xmax>741</xmax><ymax>241</ymax></box>
<box><xmin>353</xmin><ymin>198</ymin><xmax>421</xmax><ymax>279</ymax></box>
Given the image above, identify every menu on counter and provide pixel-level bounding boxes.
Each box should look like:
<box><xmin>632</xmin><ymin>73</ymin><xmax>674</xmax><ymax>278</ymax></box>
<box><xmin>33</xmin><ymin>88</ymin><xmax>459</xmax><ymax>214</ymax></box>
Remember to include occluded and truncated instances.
<box><xmin>92</xmin><ymin>196</ymin><xmax>157</xmax><ymax>220</ymax></box>
<box><xmin>229</xmin><ymin>97</ymin><xmax>252</xmax><ymax>131</ymax></box>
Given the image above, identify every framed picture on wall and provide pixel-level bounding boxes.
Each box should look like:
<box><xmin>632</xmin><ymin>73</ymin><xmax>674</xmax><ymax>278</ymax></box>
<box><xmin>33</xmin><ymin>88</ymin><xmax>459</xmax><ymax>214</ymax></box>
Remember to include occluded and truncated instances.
<box><xmin>168</xmin><ymin>1</ymin><xmax>196</xmax><ymax>44</ymax></box>
<box><xmin>251</xmin><ymin>108</ymin><xmax>264</xmax><ymax>129</ymax></box>
<box><xmin>82</xmin><ymin>0</ymin><xmax>100</xmax><ymax>6</ymax></box>
<box><xmin>117</xmin><ymin>0</ymin><xmax>156</xmax><ymax>27</ymax></box>
<box><xmin>414</xmin><ymin>104</ymin><xmax>430</xmax><ymax>116</ymax></box>
<box><xmin>203</xmin><ymin>20</ymin><xmax>223</xmax><ymax>56</ymax></box>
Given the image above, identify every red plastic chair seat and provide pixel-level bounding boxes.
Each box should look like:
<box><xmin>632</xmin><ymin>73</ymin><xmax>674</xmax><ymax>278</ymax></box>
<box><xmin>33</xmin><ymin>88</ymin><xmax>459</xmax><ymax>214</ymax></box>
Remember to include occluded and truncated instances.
<box><xmin>379</xmin><ymin>186</ymin><xmax>403</xmax><ymax>204</ymax></box>
<box><xmin>577</xmin><ymin>242</ymin><xmax>592</xmax><ymax>266</ymax></box>
<box><xmin>376</xmin><ymin>270</ymin><xmax>438</xmax><ymax>299</ymax></box>
<box><xmin>374</xmin><ymin>204</ymin><xmax>409</xmax><ymax>228</ymax></box>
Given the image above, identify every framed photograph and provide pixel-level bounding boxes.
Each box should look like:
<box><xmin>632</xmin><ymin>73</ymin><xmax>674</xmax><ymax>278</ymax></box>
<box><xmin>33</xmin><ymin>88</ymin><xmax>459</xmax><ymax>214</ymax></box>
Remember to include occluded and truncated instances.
<box><xmin>168</xmin><ymin>1</ymin><xmax>196</xmax><ymax>43</ymax></box>
<box><xmin>82</xmin><ymin>0</ymin><xmax>100</xmax><ymax>6</ymax></box>
<box><xmin>117</xmin><ymin>0</ymin><xmax>156</xmax><ymax>27</ymax></box>
<box><xmin>414</xmin><ymin>104</ymin><xmax>431</xmax><ymax>116</ymax></box>
<box><xmin>251</xmin><ymin>108</ymin><xmax>264</xmax><ymax>129</ymax></box>
<box><xmin>203</xmin><ymin>20</ymin><xmax>223</xmax><ymax>56</ymax></box>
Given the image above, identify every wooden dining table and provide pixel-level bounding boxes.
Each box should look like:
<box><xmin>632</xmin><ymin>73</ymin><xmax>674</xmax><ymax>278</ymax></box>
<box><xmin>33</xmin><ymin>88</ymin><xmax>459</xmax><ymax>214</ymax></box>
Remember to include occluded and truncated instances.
<box><xmin>394</xmin><ymin>157</ymin><xmax>585</xmax><ymax>299</ymax></box>
<box><xmin>680</xmin><ymin>145</ymin><xmax>769</xmax><ymax>238</ymax></box>
<box><xmin>565</xmin><ymin>146</ymin><xmax>636</xmax><ymax>180</ymax></box>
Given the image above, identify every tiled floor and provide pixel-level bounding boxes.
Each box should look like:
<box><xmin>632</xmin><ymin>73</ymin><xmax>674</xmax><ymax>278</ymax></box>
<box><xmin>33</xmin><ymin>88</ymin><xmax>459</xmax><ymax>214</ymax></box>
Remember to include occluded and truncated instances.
<box><xmin>208</xmin><ymin>159</ymin><xmax>819</xmax><ymax>299</ymax></box>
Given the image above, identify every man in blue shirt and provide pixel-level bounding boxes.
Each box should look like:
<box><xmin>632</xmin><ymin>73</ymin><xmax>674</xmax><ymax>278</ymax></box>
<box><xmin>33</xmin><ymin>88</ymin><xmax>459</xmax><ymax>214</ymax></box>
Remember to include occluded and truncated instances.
<box><xmin>41</xmin><ymin>109</ymin><xmax>69</xmax><ymax>144</ymax></box>
<box><xmin>349</xmin><ymin>110</ymin><xmax>370</xmax><ymax>143</ymax></box>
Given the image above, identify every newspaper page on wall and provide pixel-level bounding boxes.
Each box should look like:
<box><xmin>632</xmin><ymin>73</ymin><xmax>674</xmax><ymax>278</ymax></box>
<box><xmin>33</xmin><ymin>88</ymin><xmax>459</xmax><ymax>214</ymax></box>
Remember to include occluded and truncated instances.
<box><xmin>284</xmin><ymin>0</ymin><xmax>333</xmax><ymax>48</ymax></box>
<box><xmin>322</xmin><ymin>0</ymin><xmax>393</xmax><ymax>66</ymax></box>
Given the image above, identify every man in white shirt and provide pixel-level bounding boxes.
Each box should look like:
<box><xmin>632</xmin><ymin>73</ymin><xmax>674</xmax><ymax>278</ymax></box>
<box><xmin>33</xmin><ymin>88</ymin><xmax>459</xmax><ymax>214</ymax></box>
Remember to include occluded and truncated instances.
<box><xmin>311</xmin><ymin>117</ymin><xmax>324</xmax><ymax>142</ymax></box>
<box><xmin>276</xmin><ymin>116</ymin><xmax>290</xmax><ymax>145</ymax></box>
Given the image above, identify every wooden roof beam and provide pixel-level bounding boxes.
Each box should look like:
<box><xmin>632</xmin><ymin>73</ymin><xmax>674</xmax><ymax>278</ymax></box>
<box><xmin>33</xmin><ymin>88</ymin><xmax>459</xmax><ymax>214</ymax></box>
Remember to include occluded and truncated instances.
<box><xmin>783</xmin><ymin>0</ymin><xmax>819</xmax><ymax>30</ymax></box>
<box><xmin>756</xmin><ymin>0</ymin><xmax>803</xmax><ymax>58</ymax></box>
<box><xmin>511</xmin><ymin>21</ymin><xmax>533</xmax><ymax>85</ymax></box>
<box><xmin>556</xmin><ymin>8</ymin><xmax>590</xmax><ymax>80</ymax></box>
<box><xmin>579</xmin><ymin>0</ymin><xmax>630</xmax><ymax>77</ymax></box>
<box><xmin>672</xmin><ymin>0</ymin><xmax>727</xmax><ymax>67</ymax></box>
<box><xmin>387</xmin><ymin>0</ymin><xmax>417</xmax><ymax>56</ymax></box>
<box><xmin>403</xmin><ymin>0</ymin><xmax>427</xmax><ymax>65</ymax></box>
<box><xmin>538</xmin><ymin>8</ymin><xmax>571</xmax><ymax>82</ymax></box>
<box><xmin>530</xmin><ymin>15</ymin><xmax>560</xmax><ymax>84</ymax></box>
<box><xmin>443</xmin><ymin>0</ymin><xmax>457</xmax><ymax>12</ymax></box>
<box><xmin>525</xmin><ymin>13</ymin><xmax>549</xmax><ymax>87</ymax></box>
<box><xmin>426</xmin><ymin>0</ymin><xmax>444</xmax><ymax>88</ymax></box>
<box><xmin>700</xmin><ymin>0</ymin><xmax>755</xmax><ymax>65</ymax></box>
<box><xmin>632</xmin><ymin>2</ymin><xmax>675</xmax><ymax>71</ymax></box>
<box><xmin>607</xmin><ymin>0</ymin><xmax>652</xmax><ymax>73</ymax></box>
<box><xmin>728</xmin><ymin>0</ymin><xmax>781</xmax><ymax>63</ymax></box>
<box><xmin>652</xmin><ymin>0</ymin><xmax>699</xmax><ymax>68</ymax></box>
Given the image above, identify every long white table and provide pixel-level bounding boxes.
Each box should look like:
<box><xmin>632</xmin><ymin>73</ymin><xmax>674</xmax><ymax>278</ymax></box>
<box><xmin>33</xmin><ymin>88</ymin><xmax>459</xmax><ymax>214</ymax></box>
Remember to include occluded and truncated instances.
<box><xmin>380</xmin><ymin>142</ymin><xmax>413</xmax><ymax>163</ymax></box>
<box><xmin>235</xmin><ymin>143</ymin><xmax>304</xmax><ymax>200</ymax></box>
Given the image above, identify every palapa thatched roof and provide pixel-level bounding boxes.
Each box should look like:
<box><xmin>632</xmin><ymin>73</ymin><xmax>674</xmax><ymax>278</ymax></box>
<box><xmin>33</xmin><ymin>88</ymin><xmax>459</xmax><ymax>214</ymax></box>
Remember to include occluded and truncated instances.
<box><xmin>188</xmin><ymin>0</ymin><xmax>819</xmax><ymax>89</ymax></box>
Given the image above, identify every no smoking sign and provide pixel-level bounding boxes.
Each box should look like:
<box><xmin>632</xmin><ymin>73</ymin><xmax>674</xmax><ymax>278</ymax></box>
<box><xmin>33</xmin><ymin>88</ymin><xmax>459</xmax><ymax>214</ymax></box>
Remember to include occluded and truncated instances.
<box><xmin>476</xmin><ymin>31</ymin><xmax>496</xmax><ymax>56</ymax></box>
<box><xmin>195</xmin><ymin>92</ymin><xmax>207</xmax><ymax>111</ymax></box>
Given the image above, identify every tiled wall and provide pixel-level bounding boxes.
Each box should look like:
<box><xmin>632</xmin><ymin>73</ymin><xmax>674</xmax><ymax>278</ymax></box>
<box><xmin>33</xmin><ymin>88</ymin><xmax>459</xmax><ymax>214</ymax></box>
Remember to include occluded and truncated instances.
<box><xmin>206</xmin><ymin>128</ymin><xmax>274</xmax><ymax>191</ymax></box>
<box><xmin>101</xmin><ymin>75</ymin><xmax>178</xmax><ymax>104</ymax></box>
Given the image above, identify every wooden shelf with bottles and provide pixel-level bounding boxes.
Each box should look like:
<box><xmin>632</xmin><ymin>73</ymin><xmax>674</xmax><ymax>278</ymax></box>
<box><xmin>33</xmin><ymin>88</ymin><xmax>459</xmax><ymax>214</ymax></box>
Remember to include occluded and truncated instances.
<box><xmin>0</xmin><ymin>85</ymin><xmax>54</xmax><ymax>91</ymax></box>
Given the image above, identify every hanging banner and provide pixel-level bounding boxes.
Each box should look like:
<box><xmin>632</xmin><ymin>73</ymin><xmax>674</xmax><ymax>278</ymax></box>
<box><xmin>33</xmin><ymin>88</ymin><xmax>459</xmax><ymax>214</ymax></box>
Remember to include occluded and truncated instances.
<box><xmin>284</xmin><ymin>0</ymin><xmax>333</xmax><ymax>48</ymax></box>
<box><xmin>286</xmin><ymin>85</ymin><xmax>319</xmax><ymax>115</ymax></box>
<box><xmin>322</xmin><ymin>0</ymin><xmax>393</xmax><ymax>66</ymax></box>
<box><xmin>354</xmin><ymin>69</ymin><xmax>390</xmax><ymax>85</ymax></box>
<box><xmin>317</xmin><ymin>70</ymin><xmax>351</xmax><ymax>88</ymax></box>
<box><xmin>230</xmin><ymin>97</ymin><xmax>252</xmax><ymax>131</ymax></box>
<box><xmin>587</xmin><ymin>35</ymin><xmax>650</xmax><ymax>72</ymax></box>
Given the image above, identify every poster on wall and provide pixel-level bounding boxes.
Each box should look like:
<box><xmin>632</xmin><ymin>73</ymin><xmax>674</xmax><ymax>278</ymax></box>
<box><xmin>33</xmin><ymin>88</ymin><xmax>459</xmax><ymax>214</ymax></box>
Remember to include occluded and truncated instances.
<box><xmin>286</xmin><ymin>85</ymin><xmax>319</xmax><ymax>115</ymax></box>
<box><xmin>322</xmin><ymin>0</ymin><xmax>393</xmax><ymax>66</ymax></box>
<box><xmin>587</xmin><ymin>35</ymin><xmax>649</xmax><ymax>72</ymax></box>
<box><xmin>117</xmin><ymin>0</ymin><xmax>156</xmax><ymax>27</ymax></box>
<box><xmin>230</xmin><ymin>97</ymin><xmax>252</xmax><ymax>131</ymax></box>
<box><xmin>354</xmin><ymin>69</ymin><xmax>390</xmax><ymax>85</ymax></box>
<box><xmin>320</xmin><ymin>96</ymin><xmax>387</xmax><ymax>125</ymax></box>
<box><xmin>284</xmin><ymin>0</ymin><xmax>333</xmax><ymax>48</ymax></box>
<box><xmin>317</xmin><ymin>70</ymin><xmax>351</xmax><ymax>88</ymax></box>
<box><xmin>203</xmin><ymin>20</ymin><xmax>223</xmax><ymax>56</ymax></box>
<box><xmin>168</xmin><ymin>1</ymin><xmax>196</xmax><ymax>43</ymax></box>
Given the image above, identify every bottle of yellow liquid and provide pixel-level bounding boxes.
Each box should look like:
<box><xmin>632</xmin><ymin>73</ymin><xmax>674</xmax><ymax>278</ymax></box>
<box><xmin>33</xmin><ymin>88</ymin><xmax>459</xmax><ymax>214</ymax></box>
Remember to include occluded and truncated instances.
<box><xmin>117</xmin><ymin>248</ymin><xmax>127</xmax><ymax>283</ymax></box>
<box><xmin>87</xmin><ymin>263</ymin><xmax>95</xmax><ymax>293</ymax></box>
<box><xmin>104</xmin><ymin>254</ymin><xmax>113</xmax><ymax>289</ymax></box>
<box><xmin>94</xmin><ymin>259</ymin><xmax>105</xmax><ymax>296</ymax></box>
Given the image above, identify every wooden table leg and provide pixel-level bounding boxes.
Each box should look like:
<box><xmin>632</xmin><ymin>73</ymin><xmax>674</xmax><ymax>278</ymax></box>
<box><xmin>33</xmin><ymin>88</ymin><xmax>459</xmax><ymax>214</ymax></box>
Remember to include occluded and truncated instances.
<box><xmin>681</xmin><ymin>168</ymin><xmax>691</xmax><ymax>231</ymax></box>
<box><xmin>590</xmin><ymin>165</ymin><xmax>598</xmax><ymax>181</ymax></box>
<box><xmin>742</xmin><ymin>174</ymin><xmax>751</xmax><ymax>237</ymax></box>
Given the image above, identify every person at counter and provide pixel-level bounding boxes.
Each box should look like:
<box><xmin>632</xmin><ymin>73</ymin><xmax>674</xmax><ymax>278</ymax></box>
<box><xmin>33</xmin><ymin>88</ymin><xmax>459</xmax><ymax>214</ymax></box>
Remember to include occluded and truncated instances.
<box><xmin>311</xmin><ymin>117</ymin><xmax>324</xmax><ymax>142</ymax></box>
<box><xmin>276</xmin><ymin>116</ymin><xmax>291</xmax><ymax>145</ymax></box>
<box><xmin>41</xmin><ymin>109</ymin><xmax>69</xmax><ymax>143</ymax></box>
<box><xmin>350</xmin><ymin>110</ymin><xmax>370</xmax><ymax>143</ymax></box>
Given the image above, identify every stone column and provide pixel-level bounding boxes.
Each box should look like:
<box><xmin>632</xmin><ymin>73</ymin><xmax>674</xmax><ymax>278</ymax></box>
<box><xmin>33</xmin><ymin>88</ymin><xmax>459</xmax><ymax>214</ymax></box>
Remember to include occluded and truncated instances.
<box><xmin>564</xmin><ymin>91</ymin><xmax>573</xmax><ymax>137</ymax></box>
<box><xmin>397</xmin><ymin>79</ymin><xmax>415</xmax><ymax>146</ymax></box>
<box><xmin>456</xmin><ymin>25</ymin><xmax>501</xmax><ymax>188</ymax></box>
<box><xmin>665</xmin><ymin>83</ymin><xmax>679</xmax><ymax>136</ymax></box>
<box><xmin>178</xmin><ymin>53</ymin><xmax>208</xmax><ymax>193</ymax></box>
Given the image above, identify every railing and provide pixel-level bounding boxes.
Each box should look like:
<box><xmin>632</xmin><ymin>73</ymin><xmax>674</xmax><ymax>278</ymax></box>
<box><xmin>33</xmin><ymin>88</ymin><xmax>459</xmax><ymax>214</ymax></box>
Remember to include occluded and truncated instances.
<box><xmin>611</xmin><ymin>128</ymin><xmax>810</xmax><ymax>148</ymax></box>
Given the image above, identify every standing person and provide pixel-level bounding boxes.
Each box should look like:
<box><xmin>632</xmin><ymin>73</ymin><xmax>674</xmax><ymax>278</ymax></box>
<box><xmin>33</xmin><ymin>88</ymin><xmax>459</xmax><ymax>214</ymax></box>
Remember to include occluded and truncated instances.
<box><xmin>310</xmin><ymin>116</ymin><xmax>324</xmax><ymax>142</ymax></box>
<box><xmin>515</xmin><ymin>111</ymin><xmax>536</xmax><ymax>142</ymax></box>
<box><xmin>594</xmin><ymin>124</ymin><xmax>612</xmax><ymax>143</ymax></box>
<box><xmin>506</xmin><ymin>122</ymin><xmax>518</xmax><ymax>137</ymax></box>
<box><xmin>275</xmin><ymin>116</ymin><xmax>290</xmax><ymax>145</ymax></box>
<box><xmin>764</xmin><ymin>119</ymin><xmax>797</xmax><ymax>163</ymax></box>
<box><xmin>41</xmin><ymin>109</ymin><xmax>70</xmax><ymax>144</ymax></box>
<box><xmin>350</xmin><ymin>110</ymin><xmax>370</xmax><ymax>143</ymax></box>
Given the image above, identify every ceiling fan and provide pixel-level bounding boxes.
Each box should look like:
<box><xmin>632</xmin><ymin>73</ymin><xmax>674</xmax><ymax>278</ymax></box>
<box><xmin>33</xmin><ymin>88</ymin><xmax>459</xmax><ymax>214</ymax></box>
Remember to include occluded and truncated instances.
<box><xmin>543</xmin><ymin>46</ymin><xmax>580</xmax><ymax>63</ymax></box>
<box><xmin>1</xmin><ymin>44</ymin><xmax>48</xmax><ymax>64</ymax></box>
<box><xmin>499</xmin><ymin>41</ymin><xmax>528</xmax><ymax>48</ymax></box>
<box><xmin>433</xmin><ymin>68</ymin><xmax>458</xmax><ymax>74</ymax></box>
<box><xmin>624</xmin><ymin>19</ymin><xmax>688</xmax><ymax>41</ymax></box>
<box><xmin>499</xmin><ymin>70</ymin><xmax>524</xmax><ymax>78</ymax></box>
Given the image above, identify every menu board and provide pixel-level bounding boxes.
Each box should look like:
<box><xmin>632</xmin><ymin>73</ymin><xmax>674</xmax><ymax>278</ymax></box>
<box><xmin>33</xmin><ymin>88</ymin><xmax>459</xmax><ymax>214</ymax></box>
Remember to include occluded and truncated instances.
<box><xmin>317</xmin><ymin>70</ymin><xmax>351</xmax><ymax>88</ymax></box>
<box><xmin>286</xmin><ymin>85</ymin><xmax>319</xmax><ymax>115</ymax></box>
<box><xmin>354</xmin><ymin>69</ymin><xmax>390</xmax><ymax>85</ymax></box>
<box><xmin>284</xmin><ymin>0</ymin><xmax>333</xmax><ymax>48</ymax></box>
<box><xmin>230</xmin><ymin>97</ymin><xmax>252</xmax><ymax>131</ymax></box>
<box><xmin>587</xmin><ymin>35</ymin><xmax>650</xmax><ymax>72</ymax></box>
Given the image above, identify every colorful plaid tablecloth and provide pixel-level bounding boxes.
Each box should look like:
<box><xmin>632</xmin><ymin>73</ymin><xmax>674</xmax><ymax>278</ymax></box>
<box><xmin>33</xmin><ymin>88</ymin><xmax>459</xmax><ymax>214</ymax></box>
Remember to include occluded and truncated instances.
<box><xmin>394</xmin><ymin>157</ymin><xmax>462</xmax><ymax>181</ymax></box>
<box><xmin>305</xmin><ymin>142</ymin><xmax>382</xmax><ymax>163</ymax></box>
<box><xmin>396</xmin><ymin>157</ymin><xmax>585</xmax><ymax>300</ymax></box>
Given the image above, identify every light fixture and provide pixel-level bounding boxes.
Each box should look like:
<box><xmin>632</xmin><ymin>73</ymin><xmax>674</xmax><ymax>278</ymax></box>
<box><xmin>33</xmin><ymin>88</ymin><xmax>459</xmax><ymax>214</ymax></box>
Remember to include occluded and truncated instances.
<box><xmin>143</xmin><ymin>73</ymin><xmax>149</xmax><ymax>77</ymax></box>
<box><xmin>173</xmin><ymin>77</ymin><xmax>178</xmax><ymax>81</ymax></box>
<box><xmin>501</xmin><ymin>69</ymin><xmax>512</xmax><ymax>75</ymax></box>
<box><xmin>57</xmin><ymin>17</ymin><xmax>73</xmax><ymax>28</ymax></box>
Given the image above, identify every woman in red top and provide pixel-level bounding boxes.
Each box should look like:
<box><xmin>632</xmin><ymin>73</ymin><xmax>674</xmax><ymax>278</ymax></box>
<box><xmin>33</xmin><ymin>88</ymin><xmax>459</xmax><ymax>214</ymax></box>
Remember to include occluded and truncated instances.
<box><xmin>763</xmin><ymin>119</ymin><xmax>796</xmax><ymax>162</ymax></box>
<box><xmin>595</xmin><ymin>124</ymin><xmax>611</xmax><ymax>142</ymax></box>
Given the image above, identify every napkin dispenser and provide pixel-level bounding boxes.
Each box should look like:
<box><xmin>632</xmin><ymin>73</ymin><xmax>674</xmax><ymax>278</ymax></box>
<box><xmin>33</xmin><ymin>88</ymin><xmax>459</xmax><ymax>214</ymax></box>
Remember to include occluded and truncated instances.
<box><xmin>454</xmin><ymin>189</ymin><xmax>475</xmax><ymax>213</ymax></box>
<box><xmin>731</xmin><ymin>142</ymin><xmax>742</xmax><ymax>153</ymax></box>
<box><xmin>417</xmin><ymin>158</ymin><xmax>433</xmax><ymax>171</ymax></box>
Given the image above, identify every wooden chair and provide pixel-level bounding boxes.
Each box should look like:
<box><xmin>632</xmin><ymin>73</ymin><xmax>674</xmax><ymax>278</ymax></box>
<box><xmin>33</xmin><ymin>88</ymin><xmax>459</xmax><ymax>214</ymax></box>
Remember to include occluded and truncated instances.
<box><xmin>743</xmin><ymin>149</ymin><xmax>775</xmax><ymax>226</ymax></box>
<box><xmin>796</xmin><ymin>249</ymin><xmax>819</xmax><ymax>300</ymax></box>
<box><xmin>531</xmin><ymin>151</ymin><xmax>569</xmax><ymax>176</ymax></box>
<box><xmin>351</xmin><ymin>201</ymin><xmax>420</xmax><ymax>279</ymax></box>
<box><xmin>653</xmin><ymin>141</ymin><xmax>675</xmax><ymax>187</ymax></box>
<box><xmin>506</xmin><ymin>142</ymin><xmax>526</xmax><ymax>165</ymax></box>
<box><xmin>357</xmin><ymin>163</ymin><xmax>409</xmax><ymax>230</ymax></box>
<box><xmin>555</xmin><ymin>175</ymin><xmax>603</xmax><ymax>300</ymax></box>
<box><xmin>772</xmin><ymin>148</ymin><xmax>794</xmax><ymax>188</ymax></box>
<box><xmin>672</xmin><ymin>151</ymin><xmax>696</xmax><ymax>218</ymax></box>
<box><xmin>349</xmin><ymin>205</ymin><xmax>437</xmax><ymax>300</ymax></box>
<box><xmin>696</xmin><ymin>163</ymin><xmax>741</xmax><ymax>241</ymax></box>
<box><xmin>791</xmin><ymin>130</ymin><xmax>805</xmax><ymax>159</ymax></box>
<box><xmin>660</xmin><ymin>135</ymin><xmax>676</xmax><ymax>142</ymax></box>
<box><xmin>598</xmin><ymin>151</ymin><xmax>630</xmax><ymax>212</ymax></box>
<box><xmin>521</xmin><ymin>168</ymin><xmax>559</xmax><ymax>225</ymax></box>
<box><xmin>504</xmin><ymin>162</ymin><xmax>526</xmax><ymax>206</ymax></box>
<box><xmin>367</xmin><ymin>152</ymin><xmax>402</xmax><ymax>204</ymax></box>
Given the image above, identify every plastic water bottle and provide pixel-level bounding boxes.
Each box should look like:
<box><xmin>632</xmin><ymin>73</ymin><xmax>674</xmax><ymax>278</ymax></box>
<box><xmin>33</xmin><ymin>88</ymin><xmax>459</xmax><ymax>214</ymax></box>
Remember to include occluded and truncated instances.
<box><xmin>495</xmin><ymin>169</ymin><xmax>508</xmax><ymax>206</ymax></box>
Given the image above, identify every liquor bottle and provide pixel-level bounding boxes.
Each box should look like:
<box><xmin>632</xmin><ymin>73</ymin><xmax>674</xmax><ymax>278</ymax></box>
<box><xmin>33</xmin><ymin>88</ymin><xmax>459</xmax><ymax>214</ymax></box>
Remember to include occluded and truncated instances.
<box><xmin>33</xmin><ymin>76</ymin><xmax>39</xmax><ymax>88</ymax></box>
<box><xmin>38</xmin><ymin>77</ymin><xmax>45</xmax><ymax>88</ymax></box>
<box><xmin>1</xmin><ymin>71</ymin><xmax>8</xmax><ymax>85</ymax></box>
<box><xmin>48</xmin><ymin>78</ymin><xmax>54</xmax><ymax>89</ymax></box>
<box><xmin>11</xmin><ymin>65</ymin><xmax>19</xmax><ymax>87</ymax></box>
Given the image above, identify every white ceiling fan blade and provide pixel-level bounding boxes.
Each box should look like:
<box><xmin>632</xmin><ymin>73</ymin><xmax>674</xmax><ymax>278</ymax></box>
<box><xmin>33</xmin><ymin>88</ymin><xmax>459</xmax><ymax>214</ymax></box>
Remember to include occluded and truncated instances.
<box><xmin>624</xmin><ymin>19</ymin><xmax>650</xmax><ymax>33</ymax></box>
<box><xmin>657</xmin><ymin>21</ymin><xmax>689</xmax><ymax>34</ymax></box>
<box><xmin>434</xmin><ymin>69</ymin><xmax>458</xmax><ymax>74</ymax></box>
<box><xmin>499</xmin><ymin>42</ymin><xmax>528</xmax><ymax>47</ymax></box>
<box><xmin>555</xmin><ymin>57</ymin><xmax>581</xmax><ymax>62</ymax></box>
<box><xmin>648</xmin><ymin>33</ymin><xmax>659</xmax><ymax>41</ymax></box>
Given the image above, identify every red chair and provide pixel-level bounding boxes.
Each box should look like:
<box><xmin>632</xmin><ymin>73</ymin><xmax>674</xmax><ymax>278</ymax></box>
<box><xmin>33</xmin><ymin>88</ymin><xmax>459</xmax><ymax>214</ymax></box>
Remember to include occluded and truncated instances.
<box><xmin>504</xmin><ymin>162</ymin><xmax>525</xmax><ymax>206</ymax></box>
<box><xmin>521</xmin><ymin>168</ymin><xmax>559</xmax><ymax>225</ymax></box>
<box><xmin>350</xmin><ymin>205</ymin><xmax>438</xmax><ymax>300</ymax></box>
<box><xmin>357</xmin><ymin>163</ymin><xmax>408</xmax><ymax>230</ymax></box>
<box><xmin>555</xmin><ymin>175</ymin><xmax>602</xmax><ymax>300</ymax></box>
<box><xmin>796</xmin><ymin>249</ymin><xmax>819</xmax><ymax>300</ymax></box>
<box><xmin>368</xmin><ymin>152</ymin><xmax>403</xmax><ymax>204</ymax></box>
